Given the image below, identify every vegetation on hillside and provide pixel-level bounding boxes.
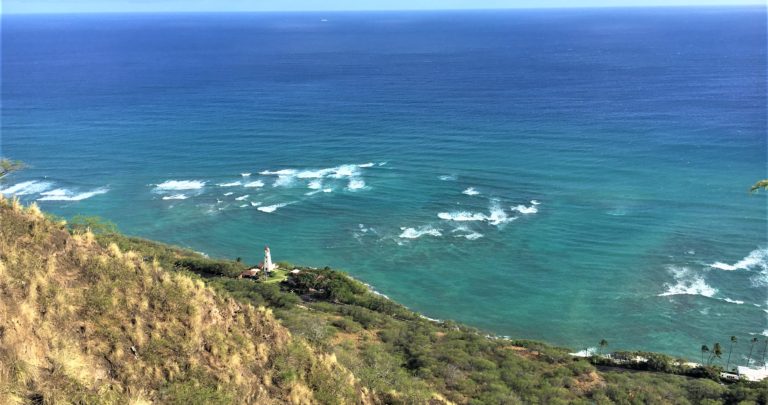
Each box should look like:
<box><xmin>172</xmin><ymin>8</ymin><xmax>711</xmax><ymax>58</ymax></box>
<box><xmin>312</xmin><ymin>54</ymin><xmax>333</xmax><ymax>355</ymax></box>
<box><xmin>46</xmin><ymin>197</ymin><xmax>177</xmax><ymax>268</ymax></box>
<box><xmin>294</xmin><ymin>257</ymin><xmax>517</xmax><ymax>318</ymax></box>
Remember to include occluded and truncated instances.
<box><xmin>98</xmin><ymin>215</ymin><xmax>768</xmax><ymax>403</ymax></box>
<box><xmin>2</xmin><ymin>197</ymin><xmax>767</xmax><ymax>404</ymax></box>
<box><xmin>0</xmin><ymin>158</ymin><xmax>24</xmax><ymax>179</ymax></box>
<box><xmin>0</xmin><ymin>197</ymin><xmax>375</xmax><ymax>404</ymax></box>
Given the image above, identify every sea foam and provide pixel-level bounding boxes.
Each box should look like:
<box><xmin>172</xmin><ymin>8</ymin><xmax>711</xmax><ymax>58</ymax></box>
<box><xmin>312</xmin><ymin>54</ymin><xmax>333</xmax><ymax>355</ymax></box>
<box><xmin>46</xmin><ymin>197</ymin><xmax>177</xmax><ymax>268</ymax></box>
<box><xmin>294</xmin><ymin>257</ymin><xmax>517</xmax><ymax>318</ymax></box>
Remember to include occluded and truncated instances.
<box><xmin>451</xmin><ymin>226</ymin><xmax>484</xmax><ymax>240</ymax></box>
<box><xmin>331</xmin><ymin>164</ymin><xmax>360</xmax><ymax>179</ymax></box>
<box><xmin>462</xmin><ymin>187</ymin><xmax>480</xmax><ymax>196</ymax></box>
<box><xmin>162</xmin><ymin>194</ymin><xmax>188</xmax><ymax>200</ymax></box>
<box><xmin>154</xmin><ymin>180</ymin><xmax>205</xmax><ymax>191</ymax></box>
<box><xmin>259</xmin><ymin>163</ymin><xmax>370</xmax><ymax>191</ymax></box>
<box><xmin>399</xmin><ymin>226</ymin><xmax>442</xmax><ymax>239</ymax></box>
<box><xmin>38</xmin><ymin>187</ymin><xmax>109</xmax><ymax>201</ymax></box>
<box><xmin>709</xmin><ymin>248</ymin><xmax>767</xmax><ymax>271</ymax></box>
<box><xmin>347</xmin><ymin>178</ymin><xmax>366</xmax><ymax>191</ymax></box>
<box><xmin>297</xmin><ymin>168</ymin><xmax>334</xmax><ymax>179</ymax></box>
<box><xmin>438</xmin><ymin>211</ymin><xmax>486</xmax><ymax>221</ymax></box>
<box><xmin>658</xmin><ymin>266</ymin><xmax>716</xmax><ymax>298</ymax></box>
<box><xmin>438</xmin><ymin>200</ymin><xmax>516</xmax><ymax>226</ymax></box>
<box><xmin>244</xmin><ymin>180</ymin><xmax>265</xmax><ymax>188</ymax></box>
<box><xmin>217</xmin><ymin>181</ymin><xmax>241</xmax><ymax>187</ymax></box>
<box><xmin>235</xmin><ymin>195</ymin><xmax>249</xmax><ymax>201</ymax></box>
<box><xmin>0</xmin><ymin>180</ymin><xmax>53</xmax><ymax>196</ymax></box>
<box><xmin>511</xmin><ymin>201</ymin><xmax>539</xmax><ymax>214</ymax></box>
<box><xmin>257</xmin><ymin>202</ymin><xmax>294</xmax><ymax>213</ymax></box>
<box><xmin>722</xmin><ymin>298</ymin><xmax>745</xmax><ymax>305</ymax></box>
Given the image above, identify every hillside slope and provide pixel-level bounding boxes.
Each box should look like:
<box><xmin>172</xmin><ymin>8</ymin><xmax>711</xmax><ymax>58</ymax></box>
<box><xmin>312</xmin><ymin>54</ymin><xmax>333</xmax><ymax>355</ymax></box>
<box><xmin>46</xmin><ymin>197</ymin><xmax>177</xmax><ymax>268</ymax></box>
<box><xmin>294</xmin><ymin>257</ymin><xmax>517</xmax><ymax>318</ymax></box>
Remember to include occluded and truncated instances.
<box><xmin>0</xmin><ymin>197</ymin><xmax>375</xmax><ymax>404</ymax></box>
<box><xmin>1</xmin><ymin>196</ymin><xmax>766</xmax><ymax>404</ymax></box>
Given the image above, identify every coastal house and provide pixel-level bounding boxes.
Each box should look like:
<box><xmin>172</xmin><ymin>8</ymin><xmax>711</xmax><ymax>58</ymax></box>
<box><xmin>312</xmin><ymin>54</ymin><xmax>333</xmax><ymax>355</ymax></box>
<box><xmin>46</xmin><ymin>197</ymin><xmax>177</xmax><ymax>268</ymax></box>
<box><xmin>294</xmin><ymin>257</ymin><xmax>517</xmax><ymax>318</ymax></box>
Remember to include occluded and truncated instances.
<box><xmin>720</xmin><ymin>372</ymin><xmax>740</xmax><ymax>381</ymax></box>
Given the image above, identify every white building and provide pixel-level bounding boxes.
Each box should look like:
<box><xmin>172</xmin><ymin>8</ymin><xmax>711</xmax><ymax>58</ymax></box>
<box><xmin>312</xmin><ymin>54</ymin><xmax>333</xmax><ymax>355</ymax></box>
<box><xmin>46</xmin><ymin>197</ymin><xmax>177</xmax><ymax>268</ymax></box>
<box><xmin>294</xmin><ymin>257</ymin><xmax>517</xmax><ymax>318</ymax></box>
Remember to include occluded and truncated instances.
<box><xmin>262</xmin><ymin>245</ymin><xmax>276</xmax><ymax>272</ymax></box>
<box><xmin>737</xmin><ymin>366</ymin><xmax>768</xmax><ymax>382</ymax></box>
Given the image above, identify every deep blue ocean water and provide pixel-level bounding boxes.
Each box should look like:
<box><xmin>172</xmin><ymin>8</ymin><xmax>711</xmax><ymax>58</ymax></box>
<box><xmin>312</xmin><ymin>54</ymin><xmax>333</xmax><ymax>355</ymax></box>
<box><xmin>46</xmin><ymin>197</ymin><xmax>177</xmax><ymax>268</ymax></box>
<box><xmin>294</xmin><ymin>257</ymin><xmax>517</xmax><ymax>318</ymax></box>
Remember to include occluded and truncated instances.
<box><xmin>2</xmin><ymin>7</ymin><xmax>766</xmax><ymax>361</ymax></box>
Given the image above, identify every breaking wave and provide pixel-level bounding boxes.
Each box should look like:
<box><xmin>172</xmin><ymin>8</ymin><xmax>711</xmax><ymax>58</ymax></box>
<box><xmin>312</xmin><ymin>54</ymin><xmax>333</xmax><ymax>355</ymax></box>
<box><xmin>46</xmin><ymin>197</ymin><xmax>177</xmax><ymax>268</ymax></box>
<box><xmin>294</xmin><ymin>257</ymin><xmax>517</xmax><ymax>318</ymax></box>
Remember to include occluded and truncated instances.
<box><xmin>259</xmin><ymin>169</ymin><xmax>297</xmax><ymax>176</ymax></box>
<box><xmin>451</xmin><ymin>226</ymin><xmax>484</xmax><ymax>240</ymax></box>
<box><xmin>258</xmin><ymin>163</ymin><xmax>373</xmax><ymax>191</ymax></box>
<box><xmin>399</xmin><ymin>226</ymin><xmax>442</xmax><ymax>239</ymax></box>
<box><xmin>462</xmin><ymin>187</ymin><xmax>480</xmax><ymax>196</ymax></box>
<box><xmin>709</xmin><ymin>248</ymin><xmax>767</xmax><ymax>271</ymax></box>
<box><xmin>330</xmin><ymin>164</ymin><xmax>360</xmax><ymax>179</ymax></box>
<box><xmin>297</xmin><ymin>168</ymin><xmax>334</xmax><ymax>179</ymax></box>
<box><xmin>273</xmin><ymin>175</ymin><xmax>296</xmax><ymax>188</ymax></box>
<box><xmin>217</xmin><ymin>181</ymin><xmax>241</xmax><ymax>187</ymax></box>
<box><xmin>722</xmin><ymin>298</ymin><xmax>745</xmax><ymax>305</ymax></box>
<box><xmin>235</xmin><ymin>195</ymin><xmax>249</xmax><ymax>201</ymax></box>
<box><xmin>0</xmin><ymin>180</ymin><xmax>53</xmax><ymax>196</ymax></box>
<box><xmin>257</xmin><ymin>202</ymin><xmax>294</xmax><ymax>213</ymax></box>
<box><xmin>244</xmin><ymin>180</ymin><xmax>265</xmax><ymax>188</ymax></box>
<box><xmin>347</xmin><ymin>178</ymin><xmax>366</xmax><ymax>191</ymax></box>
<box><xmin>438</xmin><ymin>211</ymin><xmax>487</xmax><ymax>222</ymax></box>
<box><xmin>38</xmin><ymin>187</ymin><xmax>109</xmax><ymax>201</ymax></box>
<box><xmin>658</xmin><ymin>266</ymin><xmax>717</xmax><ymax>298</ymax></box>
<box><xmin>154</xmin><ymin>180</ymin><xmax>205</xmax><ymax>191</ymax></box>
<box><xmin>438</xmin><ymin>200</ymin><xmax>516</xmax><ymax>226</ymax></box>
<box><xmin>439</xmin><ymin>174</ymin><xmax>457</xmax><ymax>181</ymax></box>
<box><xmin>511</xmin><ymin>201</ymin><xmax>539</xmax><ymax>214</ymax></box>
<box><xmin>161</xmin><ymin>194</ymin><xmax>188</xmax><ymax>200</ymax></box>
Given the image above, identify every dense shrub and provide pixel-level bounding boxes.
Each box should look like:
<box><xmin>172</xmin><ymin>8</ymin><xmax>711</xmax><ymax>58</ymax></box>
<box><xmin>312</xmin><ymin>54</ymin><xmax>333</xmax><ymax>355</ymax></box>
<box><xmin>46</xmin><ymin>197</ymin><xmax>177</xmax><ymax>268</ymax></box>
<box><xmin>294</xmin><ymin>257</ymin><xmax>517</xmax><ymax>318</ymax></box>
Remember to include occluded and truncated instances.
<box><xmin>174</xmin><ymin>257</ymin><xmax>246</xmax><ymax>278</ymax></box>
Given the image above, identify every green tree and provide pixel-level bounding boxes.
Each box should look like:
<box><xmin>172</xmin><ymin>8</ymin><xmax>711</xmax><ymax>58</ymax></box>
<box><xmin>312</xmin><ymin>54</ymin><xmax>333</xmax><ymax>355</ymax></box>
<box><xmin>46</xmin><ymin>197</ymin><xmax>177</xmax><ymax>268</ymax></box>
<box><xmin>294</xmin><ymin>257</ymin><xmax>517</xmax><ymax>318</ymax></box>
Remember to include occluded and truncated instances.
<box><xmin>726</xmin><ymin>336</ymin><xmax>737</xmax><ymax>371</ymax></box>
<box><xmin>750</xmin><ymin>179</ymin><xmax>768</xmax><ymax>193</ymax></box>
<box><xmin>599</xmin><ymin>339</ymin><xmax>608</xmax><ymax>356</ymax></box>
<box><xmin>68</xmin><ymin>215</ymin><xmax>119</xmax><ymax>235</ymax></box>
<box><xmin>701</xmin><ymin>345</ymin><xmax>709</xmax><ymax>365</ymax></box>
<box><xmin>746</xmin><ymin>337</ymin><xmax>758</xmax><ymax>367</ymax></box>
<box><xmin>0</xmin><ymin>158</ymin><xmax>24</xmax><ymax>179</ymax></box>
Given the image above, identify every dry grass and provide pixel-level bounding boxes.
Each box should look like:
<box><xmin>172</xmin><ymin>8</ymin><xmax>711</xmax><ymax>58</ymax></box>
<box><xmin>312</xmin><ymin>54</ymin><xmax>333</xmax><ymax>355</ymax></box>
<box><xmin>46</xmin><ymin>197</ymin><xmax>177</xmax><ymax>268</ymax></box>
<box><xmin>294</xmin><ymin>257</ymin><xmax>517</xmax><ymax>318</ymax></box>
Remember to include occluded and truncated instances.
<box><xmin>0</xmin><ymin>196</ymin><xmax>375</xmax><ymax>404</ymax></box>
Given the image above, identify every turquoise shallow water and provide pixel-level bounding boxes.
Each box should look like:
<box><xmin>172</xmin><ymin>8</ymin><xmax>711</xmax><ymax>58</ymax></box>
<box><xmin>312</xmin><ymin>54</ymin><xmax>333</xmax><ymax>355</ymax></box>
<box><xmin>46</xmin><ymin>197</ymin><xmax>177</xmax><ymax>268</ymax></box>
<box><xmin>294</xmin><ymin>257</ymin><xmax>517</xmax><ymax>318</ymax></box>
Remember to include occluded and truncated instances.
<box><xmin>2</xmin><ymin>8</ymin><xmax>766</xmax><ymax>361</ymax></box>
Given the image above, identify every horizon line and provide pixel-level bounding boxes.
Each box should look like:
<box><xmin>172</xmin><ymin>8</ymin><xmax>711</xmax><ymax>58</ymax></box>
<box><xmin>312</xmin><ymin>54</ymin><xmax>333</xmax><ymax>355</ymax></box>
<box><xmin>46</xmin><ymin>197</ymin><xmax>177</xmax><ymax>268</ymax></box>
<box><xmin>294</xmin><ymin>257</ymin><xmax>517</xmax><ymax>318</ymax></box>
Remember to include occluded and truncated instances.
<box><xmin>3</xmin><ymin>3</ymin><xmax>766</xmax><ymax>15</ymax></box>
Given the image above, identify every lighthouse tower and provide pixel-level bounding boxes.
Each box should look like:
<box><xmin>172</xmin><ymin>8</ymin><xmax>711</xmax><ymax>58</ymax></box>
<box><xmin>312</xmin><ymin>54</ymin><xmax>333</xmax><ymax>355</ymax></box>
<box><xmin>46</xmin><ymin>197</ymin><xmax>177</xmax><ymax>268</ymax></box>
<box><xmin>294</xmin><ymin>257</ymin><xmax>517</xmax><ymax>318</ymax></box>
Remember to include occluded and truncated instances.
<box><xmin>263</xmin><ymin>246</ymin><xmax>275</xmax><ymax>272</ymax></box>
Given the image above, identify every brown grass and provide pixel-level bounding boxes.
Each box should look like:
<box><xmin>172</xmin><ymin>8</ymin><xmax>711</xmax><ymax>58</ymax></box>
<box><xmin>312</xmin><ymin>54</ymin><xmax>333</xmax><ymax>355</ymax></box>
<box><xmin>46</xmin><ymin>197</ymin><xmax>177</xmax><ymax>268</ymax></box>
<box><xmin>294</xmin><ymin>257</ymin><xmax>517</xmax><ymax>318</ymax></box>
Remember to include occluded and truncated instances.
<box><xmin>0</xmin><ymin>196</ymin><xmax>375</xmax><ymax>404</ymax></box>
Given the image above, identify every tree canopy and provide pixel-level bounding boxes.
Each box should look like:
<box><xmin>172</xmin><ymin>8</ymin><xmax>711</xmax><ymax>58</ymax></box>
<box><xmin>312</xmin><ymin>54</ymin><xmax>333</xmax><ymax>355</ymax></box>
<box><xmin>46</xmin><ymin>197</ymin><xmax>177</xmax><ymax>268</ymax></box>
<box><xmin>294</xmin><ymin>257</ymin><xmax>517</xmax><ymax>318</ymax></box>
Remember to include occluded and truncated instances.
<box><xmin>0</xmin><ymin>158</ymin><xmax>24</xmax><ymax>179</ymax></box>
<box><xmin>750</xmin><ymin>179</ymin><xmax>768</xmax><ymax>193</ymax></box>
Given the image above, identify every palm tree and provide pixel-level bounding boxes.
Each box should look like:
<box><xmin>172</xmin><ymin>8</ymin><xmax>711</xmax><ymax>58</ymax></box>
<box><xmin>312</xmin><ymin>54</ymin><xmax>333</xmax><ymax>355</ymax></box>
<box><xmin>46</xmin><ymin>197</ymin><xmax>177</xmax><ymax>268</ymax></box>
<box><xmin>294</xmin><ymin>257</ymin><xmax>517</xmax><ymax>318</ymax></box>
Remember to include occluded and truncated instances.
<box><xmin>700</xmin><ymin>345</ymin><xmax>710</xmax><ymax>365</ymax></box>
<box><xmin>709</xmin><ymin>342</ymin><xmax>722</xmax><ymax>365</ymax></box>
<box><xmin>747</xmin><ymin>337</ymin><xmax>758</xmax><ymax>367</ymax></box>
<box><xmin>762</xmin><ymin>338</ymin><xmax>768</xmax><ymax>370</ymax></box>
<box><xmin>726</xmin><ymin>336</ymin><xmax>737</xmax><ymax>371</ymax></box>
<box><xmin>599</xmin><ymin>339</ymin><xmax>608</xmax><ymax>356</ymax></box>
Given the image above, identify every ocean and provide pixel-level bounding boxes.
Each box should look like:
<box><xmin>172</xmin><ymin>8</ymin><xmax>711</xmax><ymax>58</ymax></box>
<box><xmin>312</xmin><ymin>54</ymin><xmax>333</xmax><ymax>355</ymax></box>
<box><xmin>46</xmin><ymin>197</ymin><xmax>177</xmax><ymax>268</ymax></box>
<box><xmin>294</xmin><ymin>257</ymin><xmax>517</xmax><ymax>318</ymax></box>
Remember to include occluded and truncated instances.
<box><xmin>2</xmin><ymin>7</ymin><xmax>766</xmax><ymax>361</ymax></box>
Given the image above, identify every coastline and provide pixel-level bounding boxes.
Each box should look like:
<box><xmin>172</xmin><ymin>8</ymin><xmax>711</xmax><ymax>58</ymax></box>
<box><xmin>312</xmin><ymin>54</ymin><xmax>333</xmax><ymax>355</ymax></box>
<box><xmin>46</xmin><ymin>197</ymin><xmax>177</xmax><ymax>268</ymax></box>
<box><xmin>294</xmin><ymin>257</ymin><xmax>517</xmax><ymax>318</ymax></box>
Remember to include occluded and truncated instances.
<box><xmin>2</xmin><ymin>197</ymin><xmax>767</xmax><ymax>404</ymax></box>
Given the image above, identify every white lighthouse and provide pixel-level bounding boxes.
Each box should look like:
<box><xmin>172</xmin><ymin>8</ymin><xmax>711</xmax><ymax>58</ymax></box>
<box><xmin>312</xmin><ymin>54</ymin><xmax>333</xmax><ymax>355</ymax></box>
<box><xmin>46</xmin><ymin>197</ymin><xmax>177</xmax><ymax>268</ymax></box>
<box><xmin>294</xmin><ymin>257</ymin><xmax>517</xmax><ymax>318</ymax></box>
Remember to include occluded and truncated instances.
<box><xmin>263</xmin><ymin>245</ymin><xmax>276</xmax><ymax>272</ymax></box>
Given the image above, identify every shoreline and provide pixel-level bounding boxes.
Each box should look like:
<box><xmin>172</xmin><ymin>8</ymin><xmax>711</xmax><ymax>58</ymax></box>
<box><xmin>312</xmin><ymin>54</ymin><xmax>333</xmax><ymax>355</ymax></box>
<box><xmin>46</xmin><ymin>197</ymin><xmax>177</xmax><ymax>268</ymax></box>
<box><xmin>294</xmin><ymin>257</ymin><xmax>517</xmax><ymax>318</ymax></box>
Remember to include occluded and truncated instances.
<box><xmin>3</xmin><ymin>197</ymin><xmax>767</xmax><ymax>405</ymax></box>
